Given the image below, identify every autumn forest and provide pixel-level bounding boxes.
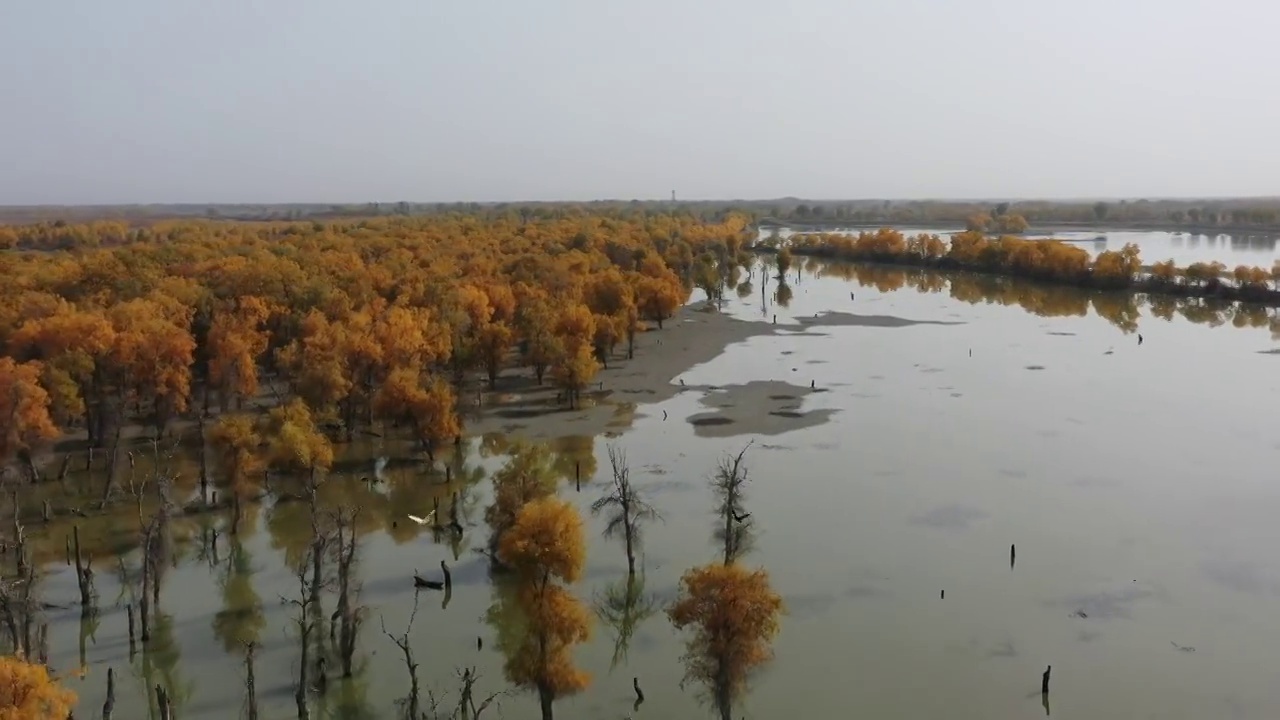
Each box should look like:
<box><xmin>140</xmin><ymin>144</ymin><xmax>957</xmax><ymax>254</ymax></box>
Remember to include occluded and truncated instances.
<box><xmin>0</xmin><ymin>211</ymin><xmax>785</xmax><ymax>720</ymax></box>
<box><xmin>4</xmin><ymin>210</ymin><xmax>1280</xmax><ymax>719</ymax></box>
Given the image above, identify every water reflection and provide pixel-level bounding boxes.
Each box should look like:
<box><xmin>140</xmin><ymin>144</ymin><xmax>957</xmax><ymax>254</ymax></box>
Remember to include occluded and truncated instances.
<box><xmin>593</xmin><ymin>572</ymin><xmax>658</xmax><ymax>670</ymax></box>
<box><xmin>811</xmin><ymin>260</ymin><xmax>1280</xmax><ymax>337</ymax></box>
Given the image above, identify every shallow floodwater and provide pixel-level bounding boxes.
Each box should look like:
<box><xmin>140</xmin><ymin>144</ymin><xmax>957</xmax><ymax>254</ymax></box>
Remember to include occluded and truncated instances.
<box><xmin>763</xmin><ymin>225</ymin><xmax>1280</xmax><ymax>267</ymax></box>
<box><xmin>31</xmin><ymin>259</ymin><xmax>1280</xmax><ymax>720</ymax></box>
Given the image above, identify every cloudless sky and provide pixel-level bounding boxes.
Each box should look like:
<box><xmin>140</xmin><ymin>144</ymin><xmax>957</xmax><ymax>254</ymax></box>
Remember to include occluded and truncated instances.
<box><xmin>1</xmin><ymin>0</ymin><xmax>1276</xmax><ymax>204</ymax></box>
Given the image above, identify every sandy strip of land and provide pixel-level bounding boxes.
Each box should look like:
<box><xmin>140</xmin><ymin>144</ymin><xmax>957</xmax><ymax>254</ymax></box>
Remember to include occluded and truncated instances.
<box><xmin>467</xmin><ymin>304</ymin><xmax>961</xmax><ymax>440</ymax></box>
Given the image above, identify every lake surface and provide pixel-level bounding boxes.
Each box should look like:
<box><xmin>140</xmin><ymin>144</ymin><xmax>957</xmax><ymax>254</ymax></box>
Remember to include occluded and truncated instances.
<box><xmin>31</xmin><ymin>258</ymin><xmax>1280</xmax><ymax>720</ymax></box>
<box><xmin>760</xmin><ymin>226</ymin><xmax>1280</xmax><ymax>267</ymax></box>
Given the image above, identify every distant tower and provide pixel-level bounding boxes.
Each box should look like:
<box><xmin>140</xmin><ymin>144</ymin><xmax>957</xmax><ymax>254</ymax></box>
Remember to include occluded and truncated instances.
<box><xmin>671</xmin><ymin>190</ymin><xmax>676</xmax><ymax>202</ymax></box>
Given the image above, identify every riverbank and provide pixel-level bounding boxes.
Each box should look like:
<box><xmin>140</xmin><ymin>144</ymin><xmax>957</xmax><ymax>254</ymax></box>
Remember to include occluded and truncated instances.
<box><xmin>467</xmin><ymin>303</ymin><xmax>943</xmax><ymax>440</ymax></box>
<box><xmin>756</xmin><ymin>238</ymin><xmax>1280</xmax><ymax>309</ymax></box>
<box><xmin>758</xmin><ymin>218</ymin><xmax>1280</xmax><ymax>236</ymax></box>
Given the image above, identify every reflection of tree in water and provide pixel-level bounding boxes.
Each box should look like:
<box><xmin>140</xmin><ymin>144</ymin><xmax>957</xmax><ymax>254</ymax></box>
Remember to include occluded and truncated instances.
<box><xmin>593</xmin><ymin>572</ymin><xmax>658</xmax><ymax>670</ymax></box>
<box><xmin>484</xmin><ymin>574</ymin><xmax>528</xmax><ymax>675</ymax></box>
<box><xmin>133</xmin><ymin>609</ymin><xmax>193</xmax><ymax>719</ymax></box>
<box><xmin>212</xmin><ymin>538</ymin><xmax>264</xmax><ymax>653</ymax></box>
<box><xmin>324</xmin><ymin>673</ymin><xmax>379</xmax><ymax>720</ymax></box>
<box><xmin>774</xmin><ymin>282</ymin><xmax>793</xmax><ymax>308</ymax></box>
<box><xmin>815</xmin><ymin>258</ymin><xmax>1280</xmax><ymax>337</ymax></box>
<box><xmin>483</xmin><ymin>442</ymin><xmax>558</xmax><ymax>559</ymax></box>
<box><xmin>548</xmin><ymin>435</ymin><xmax>596</xmax><ymax>485</ymax></box>
<box><xmin>480</xmin><ymin>434</ymin><xmax>596</xmax><ymax>488</ymax></box>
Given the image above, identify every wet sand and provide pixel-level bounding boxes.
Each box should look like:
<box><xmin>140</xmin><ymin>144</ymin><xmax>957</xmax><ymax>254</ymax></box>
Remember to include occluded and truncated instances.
<box><xmin>468</xmin><ymin>302</ymin><xmax>958</xmax><ymax>440</ymax></box>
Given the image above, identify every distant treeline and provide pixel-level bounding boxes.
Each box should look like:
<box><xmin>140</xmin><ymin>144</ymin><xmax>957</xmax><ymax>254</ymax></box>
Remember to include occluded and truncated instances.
<box><xmin>757</xmin><ymin>198</ymin><xmax>1280</xmax><ymax>231</ymax></box>
<box><xmin>757</xmin><ymin>229</ymin><xmax>1280</xmax><ymax>307</ymax></box>
<box><xmin>6</xmin><ymin>196</ymin><xmax>1280</xmax><ymax>231</ymax></box>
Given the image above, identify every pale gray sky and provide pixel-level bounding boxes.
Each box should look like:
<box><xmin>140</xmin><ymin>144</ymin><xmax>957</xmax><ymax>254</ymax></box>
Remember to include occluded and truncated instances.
<box><xmin>1</xmin><ymin>0</ymin><xmax>1275</xmax><ymax>204</ymax></box>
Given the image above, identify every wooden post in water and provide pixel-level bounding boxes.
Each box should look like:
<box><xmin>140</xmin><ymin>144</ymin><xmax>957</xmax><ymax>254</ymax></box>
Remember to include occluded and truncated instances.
<box><xmin>445</xmin><ymin>465</ymin><xmax>451</xmax><ymax>484</ymax></box>
<box><xmin>1010</xmin><ymin>544</ymin><xmax>1016</xmax><ymax>570</ymax></box>
<box><xmin>575</xmin><ymin>462</ymin><xmax>581</xmax><ymax>492</ymax></box>
<box><xmin>64</xmin><ymin>536</ymin><xmax>71</xmax><ymax>566</ymax></box>
<box><xmin>126</xmin><ymin>604</ymin><xmax>136</xmax><ymax>655</ymax></box>
<box><xmin>440</xmin><ymin>560</ymin><xmax>452</xmax><ymax>593</ymax></box>
<box><xmin>1041</xmin><ymin>665</ymin><xmax>1051</xmax><ymax>694</ymax></box>
<box><xmin>72</xmin><ymin>526</ymin><xmax>92</xmax><ymax>608</ymax></box>
<box><xmin>156</xmin><ymin>685</ymin><xmax>173</xmax><ymax>720</ymax></box>
<box><xmin>102</xmin><ymin>667</ymin><xmax>115</xmax><ymax>720</ymax></box>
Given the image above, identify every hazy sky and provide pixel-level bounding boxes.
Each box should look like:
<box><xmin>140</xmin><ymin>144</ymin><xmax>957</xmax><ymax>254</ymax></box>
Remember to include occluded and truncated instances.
<box><xmin>1</xmin><ymin>0</ymin><xmax>1275</xmax><ymax>204</ymax></box>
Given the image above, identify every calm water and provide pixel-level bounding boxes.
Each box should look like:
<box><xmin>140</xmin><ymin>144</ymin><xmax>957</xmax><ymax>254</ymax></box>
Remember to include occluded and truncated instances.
<box><xmin>761</xmin><ymin>226</ymin><xmax>1280</xmax><ymax>267</ymax></box>
<box><xmin>30</xmin><ymin>259</ymin><xmax>1280</xmax><ymax>720</ymax></box>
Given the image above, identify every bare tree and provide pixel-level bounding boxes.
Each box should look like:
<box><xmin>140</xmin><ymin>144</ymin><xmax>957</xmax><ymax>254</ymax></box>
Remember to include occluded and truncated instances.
<box><xmin>590</xmin><ymin>445</ymin><xmax>661</xmax><ymax>577</ymax></box>
<box><xmin>330</xmin><ymin>507</ymin><xmax>363</xmax><ymax>678</ymax></box>
<box><xmin>236</xmin><ymin>641</ymin><xmax>260</xmax><ymax>720</ymax></box>
<box><xmin>284</xmin><ymin>532</ymin><xmax>325</xmax><ymax>720</ymax></box>
<box><xmin>381</xmin><ymin>592</ymin><xmax>423</xmax><ymax>719</ymax></box>
<box><xmin>712</xmin><ymin>442</ymin><xmax>754</xmax><ymax>565</ymax></box>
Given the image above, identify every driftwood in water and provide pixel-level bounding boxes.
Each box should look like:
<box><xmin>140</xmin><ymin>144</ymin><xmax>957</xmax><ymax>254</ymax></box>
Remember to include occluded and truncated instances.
<box><xmin>413</xmin><ymin>574</ymin><xmax>444</xmax><ymax>591</ymax></box>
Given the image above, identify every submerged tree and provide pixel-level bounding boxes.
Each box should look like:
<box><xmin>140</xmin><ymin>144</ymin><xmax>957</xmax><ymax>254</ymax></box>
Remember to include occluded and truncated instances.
<box><xmin>590</xmin><ymin>444</ymin><xmax>661</xmax><ymax>577</ymax></box>
<box><xmin>712</xmin><ymin>443</ymin><xmax>754</xmax><ymax>565</ymax></box>
<box><xmin>667</xmin><ymin>563</ymin><xmax>783</xmax><ymax>720</ymax></box>
<box><xmin>497</xmin><ymin>497</ymin><xmax>592</xmax><ymax>720</ymax></box>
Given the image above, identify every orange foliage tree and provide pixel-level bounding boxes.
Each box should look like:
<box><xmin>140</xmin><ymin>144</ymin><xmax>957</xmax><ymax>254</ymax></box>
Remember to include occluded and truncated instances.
<box><xmin>668</xmin><ymin>563</ymin><xmax>784</xmax><ymax>720</ymax></box>
<box><xmin>209</xmin><ymin>413</ymin><xmax>263</xmax><ymax>535</ymax></box>
<box><xmin>372</xmin><ymin>367</ymin><xmax>459</xmax><ymax>461</ymax></box>
<box><xmin>0</xmin><ymin>358</ymin><xmax>59</xmax><ymax>482</ymax></box>
<box><xmin>265</xmin><ymin>397</ymin><xmax>333</xmax><ymax>482</ymax></box>
<box><xmin>207</xmin><ymin>296</ymin><xmax>271</xmax><ymax>411</ymax></box>
<box><xmin>0</xmin><ymin>655</ymin><xmax>76</xmax><ymax>718</ymax></box>
<box><xmin>497</xmin><ymin>497</ymin><xmax>592</xmax><ymax>720</ymax></box>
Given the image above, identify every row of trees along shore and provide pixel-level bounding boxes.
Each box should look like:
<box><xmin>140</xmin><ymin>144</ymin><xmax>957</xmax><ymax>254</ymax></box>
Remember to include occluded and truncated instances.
<box><xmin>0</xmin><ymin>210</ymin><xmax>790</xmax><ymax>719</ymax></box>
<box><xmin>763</xmin><ymin>228</ymin><xmax>1280</xmax><ymax>306</ymax></box>
<box><xmin>804</xmin><ymin>260</ymin><xmax>1280</xmax><ymax>337</ymax></box>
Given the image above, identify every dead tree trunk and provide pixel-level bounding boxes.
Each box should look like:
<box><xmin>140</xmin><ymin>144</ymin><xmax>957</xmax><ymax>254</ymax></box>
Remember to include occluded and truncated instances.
<box><xmin>244</xmin><ymin>642</ymin><xmax>259</xmax><ymax>720</ymax></box>
<box><xmin>102</xmin><ymin>667</ymin><xmax>115</xmax><ymax>720</ymax></box>
<box><xmin>72</xmin><ymin>525</ymin><xmax>94</xmax><ymax>608</ymax></box>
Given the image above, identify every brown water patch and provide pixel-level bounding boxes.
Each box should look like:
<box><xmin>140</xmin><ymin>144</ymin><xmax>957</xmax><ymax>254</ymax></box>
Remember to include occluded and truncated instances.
<box><xmin>796</xmin><ymin>311</ymin><xmax>966</xmax><ymax>328</ymax></box>
<box><xmin>689</xmin><ymin>416</ymin><xmax>734</xmax><ymax>427</ymax></box>
<box><xmin>686</xmin><ymin>380</ymin><xmax>840</xmax><ymax>438</ymax></box>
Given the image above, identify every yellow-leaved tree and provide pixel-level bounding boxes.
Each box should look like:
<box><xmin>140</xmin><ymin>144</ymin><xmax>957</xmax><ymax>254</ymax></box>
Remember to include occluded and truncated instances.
<box><xmin>209</xmin><ymin>413</ymin><xmax>263</xmax><ymax>536</ymax></box>
<box><xmin>668</xmin><ymin>563</ymin><xmax>784</xmax><ymax>720</ymax></box>
<box><xmin>497</xmin><ymin>497</ymin><xmax>592</xmax><ymax>720</ymax></box>
<box><xmin>265</xmin><ymin>398</ymin><xmax>333</xmax><ymax>483</ymax></box>
<box><xmin>0</xmin><ymin>654</ymin><xmax>76</xmax><ymax>719</ymax></box>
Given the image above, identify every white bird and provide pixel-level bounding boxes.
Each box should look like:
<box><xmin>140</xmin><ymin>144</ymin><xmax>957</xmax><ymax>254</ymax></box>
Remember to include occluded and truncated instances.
<box><xmin>407</xmin><ymin>510</ymin><xmax>436</xmax><ymax>525</ymax></box>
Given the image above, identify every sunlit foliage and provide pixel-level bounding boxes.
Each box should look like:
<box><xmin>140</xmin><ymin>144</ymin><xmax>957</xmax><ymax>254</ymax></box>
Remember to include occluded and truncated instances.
<box><xmin>0</xmin><ymin>654</ymin><xmax>77</xmax><ymax>719</ymax></box>
<box><xmin>668</xmin><ymin>563</ymin><xmax>783</xmax><ymax>720</ymax></box>
<box><xmin>498</xmin><ymin>498</ymin><xmax>593</xmax><ymax>719</ymax></box>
